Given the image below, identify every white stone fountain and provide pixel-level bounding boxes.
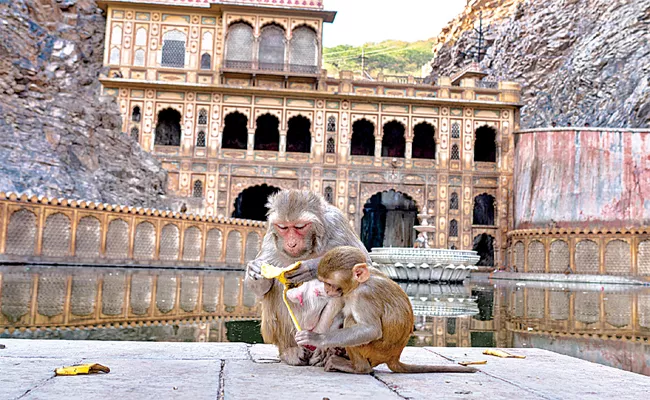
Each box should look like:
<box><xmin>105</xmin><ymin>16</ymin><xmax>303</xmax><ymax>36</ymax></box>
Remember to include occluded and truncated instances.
<box><xmin>369</xmin><ymin>213</ymin><xmax>480</xmax><ymax>283</ymax></box>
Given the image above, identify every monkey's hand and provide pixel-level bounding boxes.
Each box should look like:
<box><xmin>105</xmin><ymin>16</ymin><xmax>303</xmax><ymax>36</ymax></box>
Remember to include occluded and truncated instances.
<box><xmin>284</xmin><ymin>257</ymin><xmax>320</xmax><ymax>285</ymax></box>
<box><xmin>295</xmin><ymin>330</ymin><xmax>324</xmax><ymax>348</ymax></box>
<box><xmin>245</xmin><ymin>258</ymin><xmax>273</xmax><ymax>297</ymax></box>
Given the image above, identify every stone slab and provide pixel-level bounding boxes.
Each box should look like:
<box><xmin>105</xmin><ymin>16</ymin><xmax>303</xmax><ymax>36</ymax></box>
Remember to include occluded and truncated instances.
<box><xmin>224</xmin><ymin>360</ymin><xmax>400</xmax><ymax>400</ymax></box>
<box><xmin>0</xmin><ymin>340</ymin><xmax>249</xmax><ymax>361</ymax></box>
<box><xmin>21</xmin><ymin>359</ymin><xmax>221</xmax><ymax>400</ymax></box>
<box><xmin>2</xmin><ymin>341</ymin><xmax>650</xmax><ymax>400</ymax></box>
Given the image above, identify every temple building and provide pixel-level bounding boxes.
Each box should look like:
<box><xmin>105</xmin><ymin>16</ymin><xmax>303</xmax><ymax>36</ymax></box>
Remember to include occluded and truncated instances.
<box><xmin>97</xmin><ymin>0</ymin><xmax>522</xmax><ymax>266</ymax></box>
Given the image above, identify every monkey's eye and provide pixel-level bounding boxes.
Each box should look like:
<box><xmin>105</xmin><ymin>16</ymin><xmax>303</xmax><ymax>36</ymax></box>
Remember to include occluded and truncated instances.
<box><xmin>276</xmin><ymin>224</ymin><xmax>288</xmax><ymax>231</ymax></box>
<box><xmin>294</xmin><ymin>223</ymin><xmax>306</xmax><ymax>229</ymax></box>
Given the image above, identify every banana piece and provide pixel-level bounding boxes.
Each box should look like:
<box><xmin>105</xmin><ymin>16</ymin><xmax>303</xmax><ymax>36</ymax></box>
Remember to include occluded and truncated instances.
<box><xmin>55</xmin><ymin>363</ymin><xmax>110</xmax><ymax>376</ymax></box>
<box><xmin>483</xmin><ymin>349</ymin><xmax>526</xmax><ymax>359</ymax></box>
<box><xmin>459</xmin><ymin>360</ymin><xmax>488</xmax><ymax>366</ymax></box>
<box><xmin>260</xmin><ymin>262</ymin><xmax>303</xmax><ymax>331</ymax></box>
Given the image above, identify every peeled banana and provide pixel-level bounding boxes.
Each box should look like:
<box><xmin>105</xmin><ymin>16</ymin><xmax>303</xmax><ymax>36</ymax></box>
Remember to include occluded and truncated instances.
<box><xmin>55</xmin><ymin>363</ymin><xmax>110</xmax><ymax>376</ymax></box>
<box><xmin>260</xmin><ymin>261</ymin><xmax>303</xmax><ymax>331</ymax></box>
<box><xmin>483</xmin><ymin>349</ymin><xmax>526</xmax><ymax>359</ymax></box>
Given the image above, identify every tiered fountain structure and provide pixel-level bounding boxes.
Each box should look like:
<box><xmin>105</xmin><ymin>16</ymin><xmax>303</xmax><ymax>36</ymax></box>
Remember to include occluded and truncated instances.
<box><xmin>369</xmin><ymin>213</ymin><xmax>480</xmax><ymax>283</ymax></box>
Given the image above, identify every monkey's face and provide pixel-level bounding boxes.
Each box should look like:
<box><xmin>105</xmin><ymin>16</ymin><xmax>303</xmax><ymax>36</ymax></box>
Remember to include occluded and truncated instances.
<box><xmin>319</xmin><ymin>273</ymin><xmax>347</xmax><ymax>297</ymax></box>
<box><xmin>273</xmin><ymin>221</ymin><xmax>314</xmax><ymax>258</ymax></box>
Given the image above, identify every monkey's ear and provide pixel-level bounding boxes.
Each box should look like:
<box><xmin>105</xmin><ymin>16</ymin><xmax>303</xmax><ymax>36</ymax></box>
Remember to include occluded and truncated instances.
<box><xmin>352</xmin><ymin>263</ymin><xmax>370</xmax><ymax>283</ymax></box>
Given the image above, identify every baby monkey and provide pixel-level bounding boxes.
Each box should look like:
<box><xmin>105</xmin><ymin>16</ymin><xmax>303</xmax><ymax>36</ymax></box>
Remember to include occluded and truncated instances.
<box><xmin>295</xmin><ymin>246</ymin><xmax>477</xmax><ymax>374</ymax></box>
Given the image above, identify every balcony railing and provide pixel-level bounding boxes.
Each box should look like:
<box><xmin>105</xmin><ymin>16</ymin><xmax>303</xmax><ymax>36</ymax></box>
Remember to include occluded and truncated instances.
<box><xmin>222</xmin><ymin>60</ymin><xmax>320</xmax><ymax>74</ymax></box>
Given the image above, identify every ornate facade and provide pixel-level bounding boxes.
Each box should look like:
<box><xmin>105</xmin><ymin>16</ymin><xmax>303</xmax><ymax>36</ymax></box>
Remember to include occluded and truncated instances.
<box><xmin>97</xmin><ymin>0</ymin><xmax>522</xmax><ymax>266</ymax></box>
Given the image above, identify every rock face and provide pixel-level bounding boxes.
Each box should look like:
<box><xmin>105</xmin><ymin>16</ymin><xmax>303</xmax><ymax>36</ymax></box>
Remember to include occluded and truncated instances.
<box><xmin>428</xmin><ymin>0</ymin><xmax>650</xmax><ymax>129</ymax></box>
<box><xmin>0</xmin><ymin>0</ymin><xmax>170</xmax><ymax>208</ymax></box>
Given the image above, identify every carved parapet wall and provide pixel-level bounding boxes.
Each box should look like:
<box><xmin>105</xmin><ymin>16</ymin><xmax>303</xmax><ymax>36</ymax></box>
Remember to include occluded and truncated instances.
<box><xmin>514</xmin><ymin>128</ymin><xmax>650</xmax><ymax>229</ymax></box>
<box><xmin>507</xmin><ymin>228</ymin><xmax>650</xmax><ymax>277</ymax></box>
<box><xmin>0</xmin><ymin>192</ymin><xmax>266</xmax><ymax>268</ymax></box>
<box><xmin>0</xmin><ymin>266</ymin><xmax>259</xmax><ymax>331</ymax></box>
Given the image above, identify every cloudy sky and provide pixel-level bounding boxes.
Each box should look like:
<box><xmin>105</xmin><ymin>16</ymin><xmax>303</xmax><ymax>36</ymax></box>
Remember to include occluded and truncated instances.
<box><xmin>322</xmin><ymin>0</ymin><xmax>467</xmax><ymax>47</ymax></box>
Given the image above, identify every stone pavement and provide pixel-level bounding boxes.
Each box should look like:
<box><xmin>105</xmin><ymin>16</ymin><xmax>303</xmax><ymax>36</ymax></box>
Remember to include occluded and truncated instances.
<box><xmin>1</xmin><ymin>340</ymin><xmax>649</xmax><ymax>400</ymax></box>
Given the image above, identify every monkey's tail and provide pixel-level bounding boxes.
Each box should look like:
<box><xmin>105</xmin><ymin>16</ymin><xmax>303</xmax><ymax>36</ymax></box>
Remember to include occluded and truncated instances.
<box><xmin>387</xmin><ymin>360</ymin><xmax>477</xmax><ymax>374</ymax></box>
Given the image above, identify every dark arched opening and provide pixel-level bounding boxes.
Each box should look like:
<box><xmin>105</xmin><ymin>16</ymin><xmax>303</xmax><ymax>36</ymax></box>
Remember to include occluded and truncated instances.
<box><xmin>286</xmin><ymin>116</ymin><xmax>311</xmax><ymax>153</ymax></box>
<box><xmin>131</xmin><ymin>106</ymin><xmax>141</xmax><ymax>122</ymax></box>
<box><xmin>360</xmin><ymin>190</ymin><xmax>418</xmax><ymax>251</ymax></box>
<box><xmin>412</xmin><ymin>122</ymin><xmax>435</xmax><ymax>159</ymax></box>
<box><xmin>473</xmin><ymin>193</ymin><xmax>495</xmax><ymax>225</ymax></box>
<box><xmin>232</xmin><ymin>184</ymin><xmax>281</xmax><ymax>221</ymax></box>
<box><xmin>222</xmin><ymin>112</ymin><xmax>248</xmax><ymax>150</ymax></box>
<box><xmin>473</xmin><ymin>233</ymin><xmax>495</xmax><ymax>266</ymax></box>
<box><xmin>351</xmin><ymin>119</ymin><xmax>375</xmax><ymax>156</ymax></box>
<box><xmin>450</xmin><ymin>192</ymin><xmax>459</xmax><ymax>210</ymax></box>
<box><xmin>154</xmin><ymin>108</ymin><xmax>182</xmax><ymax>146</ymax></box>
<box><xmin>200</xmin><ymin>53</ymin><xmax>211</xmax><ymax>70</ymax></box>
<box><xmin>474</xmin><ymin>125</ymin><xmax>497</xmax><ymax>162</ymax></box>
<box><xmin>254</xmin><ymin>114</ymin><xmax>280</xmax><ymax>151</ymax></box>
<box><xmin>382</xmin><ymin>121</ymin><xmax>406</xmax><ymax>157</ymax></box>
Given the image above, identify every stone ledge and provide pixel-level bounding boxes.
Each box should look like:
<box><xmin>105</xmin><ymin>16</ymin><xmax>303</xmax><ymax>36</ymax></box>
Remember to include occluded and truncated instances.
<box><xmin>1</xmin><ymin>340</ymin><xmax>649</xmax><ymax>399</ymax></box>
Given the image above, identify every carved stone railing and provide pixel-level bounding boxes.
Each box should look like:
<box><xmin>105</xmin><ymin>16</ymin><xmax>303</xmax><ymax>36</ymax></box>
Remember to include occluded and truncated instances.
<box><xmin>507</xmin><ymin>228</ymin><xmax>650</xmax><ymax>276</ymax></box>
<box><xmin>0</xmin><ymin>192</ymin><xmax>267</xmax><ymax>268</ymax></box>
<box><xmin>0</xmin><ymin>266</ymin><xmax>259</xmax><ymax>331</ymax></box>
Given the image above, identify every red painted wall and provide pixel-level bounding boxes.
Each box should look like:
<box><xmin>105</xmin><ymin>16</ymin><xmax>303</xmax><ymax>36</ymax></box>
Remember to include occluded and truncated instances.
<box><xmin>514</xmin><ymin>128</ymin><xmax>650</xmax><ymax>229</ymax></box>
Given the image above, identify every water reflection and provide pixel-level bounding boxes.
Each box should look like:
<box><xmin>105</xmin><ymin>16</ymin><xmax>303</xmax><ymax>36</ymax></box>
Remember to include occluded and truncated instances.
<box><xmin>1</xmin><ymin>266</ymin><xmax>649</xmax><ymax>376</ymax></box>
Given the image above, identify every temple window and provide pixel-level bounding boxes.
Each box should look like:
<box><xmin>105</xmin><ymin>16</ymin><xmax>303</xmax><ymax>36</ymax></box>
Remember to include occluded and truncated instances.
<box><xmin>326</xmin><ymin>116</ymin><xmax>336</xmax><ymax>132</ymax></box>
<box><xmin>154</xmin><ymin>108</ymin><xmax>182</xmax><ymax>146</ymax></box>
<box><xmin>193</xmin><ymin>180</ymin><xmax>203</xmax><ymax>198</ymax></box>
<box><xmin>222</xmin><ymin>112</ymin><xmax>248</xmax><ymax>150</ymax></box>
<box><xmin>286</xmin><ymin>115</ymin><xmax>311</xmax><ymax>153</ymax></box>
<box><xmin>449</xmin><ymin>219</ymin><xmax>458</xmax><ymax>237</ymax></box>
<box><xmin>324</xmin><ymin>186</ymin><xmax>334</xmax><ymax>204</ymax></box>
<box><xmin>254</xmin><ymin>114</ymin><xmax>280</xmax><ymax>151</ymax></box>
<box><xmin>451</xmin><ymin>122</ymin><xmax>460</xmax><ymax>139</ymax></box>
<box><xmin>161</xmin><ymin>30</ymin><xmax>186</xmax><ymax>68</ymax></box>
<box><xmin>131</xmin><ymin>106</ymin><xmax>141</xmax><ymax>122</ymax></box>
<box><xmin>198</xmin><ymin>108</ymin><xmax>208</xmax><ymax>125</ymax></box>
<box><xmin>200</xmin><ymin>53</ymin><xmax>211</xmax><ymax>70</ymax></box>
<box><xmin>225</xmin><ymin>22</ymin><xmax>254</xmax><ymax>68</ymax></box>
<box><xmin>259</xmin><ymin>24</ymin><xmax>286</xmax><ymax>71</ymax></box>
<box><xmin>473</xmin><ymin>193</ymin><xmax>496</xmax><ymax>225</ymax></box>
<box><xmin>133</xmin><ymin>49</ymin><xmax>145</xmax><ymax>66</ymax></box>
<box><xmin>412</xmin><ymin>122</ymin><xmax>436</xmax><ymax>159</ymax></box>
<box><xmin>474</xmin><ymin>125</ymin><xmax>497</xmax><ymax>162</ymax></box>
<box><xmin>196</xmin><ymin>130</ymin><xmax>206</xmax><ymax>147</ymax></box>
<box><xmin>135</xmin><ymin>28</ymin><xmax>147</xmax><ymax>46</ymax></box>
<box><xmin>290</xmin><ymin>26</ymin><xmax>318</xmax><ymax>73</ymax></box>
<box><xmin>382</xmin><ymin>121</ymin><xmax>406</xmax><ymax>158</ymax></box>
<box><xmin>451</xmin><ymin>144</ymin><xmax>460</xmax><ymax>160</ymax></box>
<box><xmin>351</xmin><ymin>119</ymin><xmax>375</xmax><ymax>156</ymax></box>
<box><xmin>326</xmin><ymin>137</ymin><xmax>336</xmax><ymax>154</ymax></box>
<box><xmin>450</xmin><ymin>192</ymin><xmax>459</xmax><ymax>210</ymax></box>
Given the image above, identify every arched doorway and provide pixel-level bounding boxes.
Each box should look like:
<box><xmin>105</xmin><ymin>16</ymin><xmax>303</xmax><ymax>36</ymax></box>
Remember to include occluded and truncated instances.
<box><xmin>474</xmin><ymin>125</ymin><xmax>497</xmax><ymax>162</ymax></box>
<box><xmin>286</xmin><ymin>115</ymin><xmax>311</xmax><ymax>153</ymax></box>
<box><xmin>360</xmin><ymin>190</ymin><xmax>418</xmax><ymax>251</ymax></box>
<box><xmin>222</xmin><ymin>112</ymin><xmax>248</xmax><ymax>150</ymax></box>
<box><xmin>473</xmin><ymin>193</ymin><xmax>496</xmax><ymax>225</ymax></box>
<box><xmin>232</xmin><ymin>184</ymin><xmax>281</xmax><ymax>221</ymax></box>
<box><xmin>473</xmin><ymin>233</ymin><xmax>495</xmax><ymax>266</ymax></box>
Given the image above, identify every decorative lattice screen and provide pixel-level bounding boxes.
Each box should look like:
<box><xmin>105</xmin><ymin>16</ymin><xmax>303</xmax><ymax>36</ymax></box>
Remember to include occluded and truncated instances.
<box><xmin>290</xmin><ymin>27</ymin><xmax>317</xmax><ymax>73</ymax></box>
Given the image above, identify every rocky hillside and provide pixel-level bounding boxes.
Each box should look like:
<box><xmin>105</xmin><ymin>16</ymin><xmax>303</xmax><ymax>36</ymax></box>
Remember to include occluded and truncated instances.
<box><xmin>428</xmin><ymin>0</ymin><xmax>650</xmax><ymax>129</ymax></box>
<box><xmin>0</xmin><ymin>0</ymin><xmax>170</xmax><ymax>208</ymax></box>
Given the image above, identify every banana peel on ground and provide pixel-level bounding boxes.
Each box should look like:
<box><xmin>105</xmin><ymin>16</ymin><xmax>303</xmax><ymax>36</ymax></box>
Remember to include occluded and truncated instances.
<box><xmin>483</xmin><ymin>349</ymin><xmax>526</xmax><ymax>359</ymax></box>
<box><xmin>260</xmin><ymin>261</ymin><xmax>303</xmax><ymax>331</ymax></box>
<box><xmin>458</xmin><ymin>360</ymin><xmax>488</xmax><ymax>366</ymax></box>
<box><xmin>54</xmin><ymin>364</ymin><xmax>110</xmax><ymax>376</ymax></box>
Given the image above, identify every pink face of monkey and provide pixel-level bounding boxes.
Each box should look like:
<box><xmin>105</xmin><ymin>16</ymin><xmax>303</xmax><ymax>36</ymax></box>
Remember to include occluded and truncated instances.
<box><xmin>286</xmin><ymin>279</ymin><xmax>329</xmax><ymax>332</ymax></box>
<box><xmin>274</xmin><ymin>221</ymin><xmax>313</xmax><ymax>258</ymax></box>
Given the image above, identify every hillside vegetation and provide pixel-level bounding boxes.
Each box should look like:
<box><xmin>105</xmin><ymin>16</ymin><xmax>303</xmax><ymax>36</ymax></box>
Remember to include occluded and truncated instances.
<box><xmin>323</xmin><ymin>39</ymin><xmax>433</xmax><ymax>78</ymax></box>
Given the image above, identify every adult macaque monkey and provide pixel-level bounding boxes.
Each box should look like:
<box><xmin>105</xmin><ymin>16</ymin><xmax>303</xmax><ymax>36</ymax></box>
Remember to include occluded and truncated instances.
<box><xmin>245</xmin><ymin>190</ymin><xmax>369</xmax><ymax>365</ymax></box>
<box><xmin>295</xmin><ymin>246</ymin><xmax>478</xmax><ymax>374</ymax></box>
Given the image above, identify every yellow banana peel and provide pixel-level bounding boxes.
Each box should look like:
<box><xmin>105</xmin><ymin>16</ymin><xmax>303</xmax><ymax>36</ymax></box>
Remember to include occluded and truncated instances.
<box><xmin>483</xmin><ymin>349</ymin><xmax>526</xmax><ymax>359</ymax></box>
<box><xmin>459</xmin><ymin>360</ymin><xmax>487</xmax><ymax>366</ymax></box>
<box><xmin>261</xmin><ymin>261</ymin><xmax>303</xmax><ymax>331</ymax></box>
<box><xmin>55</xmin><ymin>363</ymin><xmax>110</xmax><ymax>376</ymax></box>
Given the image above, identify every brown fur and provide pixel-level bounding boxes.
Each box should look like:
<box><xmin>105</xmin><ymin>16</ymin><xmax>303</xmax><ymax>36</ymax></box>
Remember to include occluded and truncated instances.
<box><xmin>245</xmin><ymin>190</ymin><xmax>369</xmax><ymax>366</ymax></box>
<box><xmin>297</xmin><ymin>246</ymin><xmax>477</xmax><ymax>374</ymax></box>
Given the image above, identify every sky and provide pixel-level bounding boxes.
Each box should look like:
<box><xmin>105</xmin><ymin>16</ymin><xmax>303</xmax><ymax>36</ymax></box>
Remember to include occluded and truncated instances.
<box><xmin>322</xmin><ymin>0</ymin><xmax>468</xmax><ymax>47</ymax></box>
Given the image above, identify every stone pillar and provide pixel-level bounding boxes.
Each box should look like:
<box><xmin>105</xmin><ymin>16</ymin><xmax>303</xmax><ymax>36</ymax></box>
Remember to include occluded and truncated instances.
<box><xmin>405</xmin><ymin>139</ymin><xmax>413</xmax><ymax>159</ymax></box>
<box><xmin>279</xmin><ymin>130</ymin><xmax>287</xmax><ymax>155</ymax></box>
<box><xmin>374</xmin><ymin>139</ymin><xmax>382</xmax><ymax>161</ymax></box>
<box><xmin>246</xmin><ymin>128</ymin><xmax>255</xmax><ymax>156</ymax></box>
